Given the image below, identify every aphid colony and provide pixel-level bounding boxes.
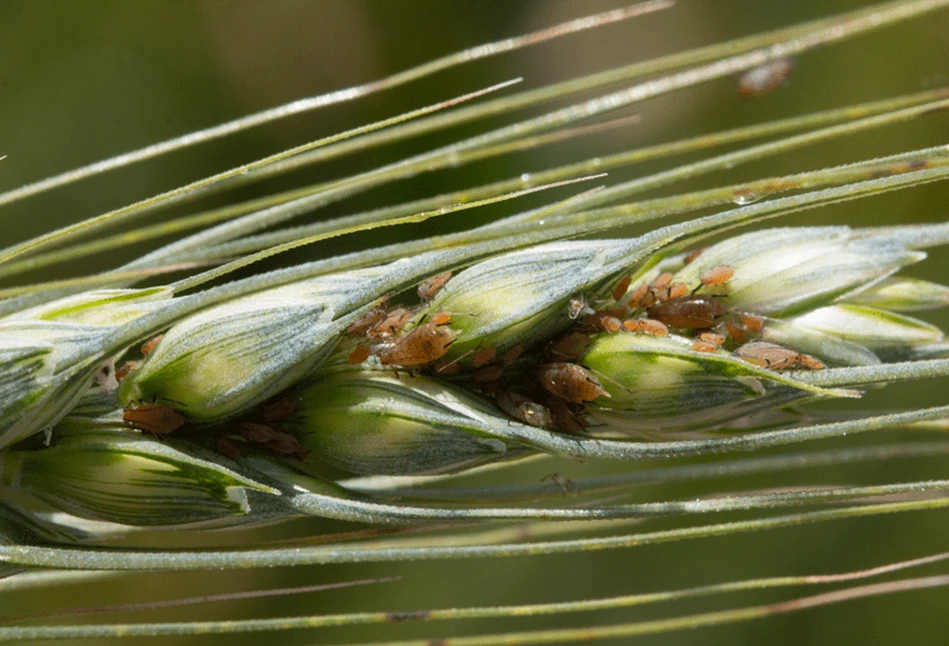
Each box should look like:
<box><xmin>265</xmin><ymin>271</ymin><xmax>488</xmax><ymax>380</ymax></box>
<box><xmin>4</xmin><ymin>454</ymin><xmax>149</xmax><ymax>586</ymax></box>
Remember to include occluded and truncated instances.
<box><xmin>342</xmin><ymin>257</ymin><xmax>822</xmax><ymax>435</ymax></box>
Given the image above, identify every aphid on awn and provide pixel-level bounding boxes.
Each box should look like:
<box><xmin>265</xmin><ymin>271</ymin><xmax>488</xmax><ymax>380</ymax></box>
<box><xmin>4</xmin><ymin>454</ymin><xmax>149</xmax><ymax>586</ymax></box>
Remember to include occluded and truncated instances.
<box><xmin>541</xmin><ymin>472</ymin><xmax>577</xmax><ymax>496</ymax></box>
<box><xmin>733</xmin><ymin>341</ymin><xmax>824</xmax><ymax>370</ymax></box>
<box><xmin>417</xmin><ymin>271</ymin><xmax>452</xmax><ymax>300</ymax></box>
<box><xmin>537</xmin><ymin>362</ymin><xmax>610</xmax><ymax>404</ymax></box>
<box><xmin>647</xmin><ymin>294</ymin><xmax>727</xmax><ymax>330</ymax></box>
<box><xmin>123</xmin><ymin>402</ymin><xmax>186</xmax><ymax>435</ymax></box>
<box><xmin>738</xmin><ymin>57</ymin><xmax>794</xmax><ymax>97</ymax></box>
<box><xmin>376</xmin><ymin>322</ymin><xmax>458</xmax><ymax>367</ymax></box>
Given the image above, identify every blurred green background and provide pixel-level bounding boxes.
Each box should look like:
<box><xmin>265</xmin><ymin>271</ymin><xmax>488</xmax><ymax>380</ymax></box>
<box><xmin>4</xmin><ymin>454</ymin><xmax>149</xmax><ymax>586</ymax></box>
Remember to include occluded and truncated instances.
<box><xmin>3</xmin><ymin>1</ymin><xmax>949</xmax><ymax>644</ymax></box>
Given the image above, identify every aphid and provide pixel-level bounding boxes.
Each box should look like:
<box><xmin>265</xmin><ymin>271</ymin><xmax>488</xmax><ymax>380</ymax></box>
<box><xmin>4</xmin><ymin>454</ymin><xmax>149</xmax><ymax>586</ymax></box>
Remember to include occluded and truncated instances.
<box><xmin>667</xmin><ymin>282</ymin><xmax>689</xmax><ymax>300</ymax></box>
<box><xmin>699</xmin><ymin>265</ymin><xmax>735</xmax><ymax>288</ymax></box>
<box><xmin>368</xmin><ymin>306</ymin><xmax>413</xmax><ymax>339</ymax></box>
<box><xmin>140</xmin><ymin>334</ymin><xmax>164</xmax><ymax>356</ymax></box>
<box><xmin>547</xmin><ymin>397</ymin><xmax>588</xmax><ymax>433</ymax></box>
<box><xmin>541</xmin><ymin>472</ymin><xmax>577</xmax><ymax>496</ymax></box>
<box><xmin>428</xmin><ymin>311</ymin><xmax>452</xmax><ymax>326</ymax></box>
<box><xmin>500</xmin><ymin>344</ymin><xmax>525</xmax><ymax>365</ymax></box>
<box><xmin>624</xmin><ymin>318</ymin><xmax>669</xmax><ymax>336</ymax></box>
<box><xmin>417</xmin><ymin>271</ymin><xmax>452</xmax><ymax>300</ymax></box>
<box><xmin>626</xmin><ymin>282</ymin><xmax>649</xmax><ymax>308</ymax></box>
<box><xmin>684</xmin><ymin>248</ymin><xmax>705</xmax><ymax>265</ymax></box>
<box><xmin>472</xmin><ymin>365</ymin><xmax>505</xmax><ymax>383</ymax></box>
<box><xmin>739</xmin><ymin>312</ymin><xmax>764</xmax><ymax>332</ymax></box>
<box><xmin>376</xmin><ymin>322</ymin><xmax>458</xmax><ymax>366</ymax></box>
<box><xmin>266</xmin><ymin>432</ymin><xmax>309</xmax><ymax>459</ymax></box>
<box><xmin>346</xmin><ymin>297</ymin><xmax>391</xmax><ymax>336</ymax></box>
<box><xmin>114</xmin><ymin>360</ymin><xmax>138</xmax><ymax>381</ymax></box>
<box><xmin>495</xmin><ymin>391</ymin><xmax>553</xmax><ymax>429</ymax></box>
<box><xmin>580</xmin><ymin>312</ymin><xmax>622</xmax><ymax>333</ymax></box>
<box><xmin>738</xmin><ymin>57</ymin><xmax>794</xmax><ymax>98</ymax></box>
<box><xmin>262</xmin><ymin>396</ymin><xmax>296</xmax><ymax>423</ymax></box>
<box><xmin>237</xmin><ymin>421</ymin><xmax>278</xmax><ymax>443</ymax></box>
<box><xmin>691</xmin><ymin>340</ymin><xmax>718</xmax><ymax>353</ymax></box>
<box><xmin>733</xmin><ymin>341</ymin><xmax>823</xmax><ymax>370</ymax></box>
<box><xmin>123</xmin><ymin>402</ymin><xmax>186</xmax><ymax>435</ymax></box>
<box><xmin>215</xmin><ymin>435</ymin><xmax>242</xmax><ymax>460</ymax></box>
<box><xmin>548</xmin><ymin>332</ymin><xmax>593</xmax><ymax>361</ymax></box>
<box><xmin>537</xmin><ymin>362</ymin><xmax>610</xmax><ymax>404</ymax></box>
<box><xmin>471</xmin><ymin>346</ymin><xmax>497</xmax><ymax>368</ymax></box>
<box><xmin>612</xmin><ymin>275</ymin><xmax>632</xmax><ymax>301</ymax></box>
<box><xmin>567</xmin><ymin>296</ymin><xmax>594</xmax><ymax>320</ymax></box>
<box><xmin>699</xmin><ymin>331</ymin><xmax>726</xmax><ymax>346</ymax></box>
<box><xmin>348</xmin><ymin>345</ymin><xmax>371</xmax><ymax>364</ymax></box>
<box><xmin>647</xmin><ymin>294</ymin><xmax>727</xmax><ymax>330</ymax></box>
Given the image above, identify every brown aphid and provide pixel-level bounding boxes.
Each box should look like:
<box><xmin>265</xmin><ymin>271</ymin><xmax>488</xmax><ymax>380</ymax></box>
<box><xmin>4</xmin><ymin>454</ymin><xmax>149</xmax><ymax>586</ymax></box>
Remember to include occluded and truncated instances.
<box><xmin>262</xmin><ymin>396</ymin><xmax>296</xmax><ymax>423</ymax></box>
<box><xmin>266</xmin><ymin>432</ymin><xmax>309</xmax><ymax>459</ymax></box>
<box><xmin>369</xmin><ymin>306</ymin><xmax>413</xmax><ymax>339</ymax></box>
<box><xmin>471</xmin><ymin>346</ymin><xmax>497</xmax><ymax>368</ymax></box>
<box><xmin>123</xmin><ymin>402</ymin><xmax>186</xmax><ymax>435</ymax></box>
<box><xmin>724</xmin><ymin>319</ymin><xmax>747</xmax><ymax>344</ymax></box>
<box><xmin>472</xmin><ymin>365</ymin><xmax>505</xmax><ymax>383</ymax></box>
<box><xmin>700</xmin><ymin>265</ymin><xmax>735</xmax><ymax>287</ymax></box>
<box><xmin>500</xmin><ymin>344</ymin><xmax>525</xmax><ymax>365</ymax></box>
<box><xmin>581</xmin><ymin>312</ymin><xmax>621</xmax><ymax>333</ymax></box>
<box><xmin>699</xmin><ymin>332</ymin><xmax>726</xmax><ymax>347</ymax></box>
<box><xmin>667</xmin><ymin>283</ymin><xmax>689</xmax><ymax>300</ymax></box>
<box><xmin>428</xmin><ymin>311</ymin><xmax>452</xmax><ymax>326</ymax></box>
<box><xmin>495</xmin><ymin>391</ymin><xmax>553</xmax><ymax>429</ymax></box>
<box><xmin>612</xmin><ymin>275</ymin><xmax>632</xmax><ymax>301</ymax></box>
<box><xmin>547</xmin><ymin>397</ymin><xmax>588</xmax><ymax>433</ymax></box>
<box><xmin>733</xmin><ymin>341</ymin><xmax>822</xmax><ymax>371</ymax></box>
<box><xmin>683</xmin><ymin>248</ymin><xmax>705</xmax><ymax>265</ymax></box>
<box><xmin>738</xmin><ymin>57</ymin><xmax>794</xmax><ymax>98</ymax></box>
<box><xmin>651</xmin><ymin>273</ymin><xmax>674</xmax><ymax>290</ymax></box>
<box><xmin>626</xmin><ymin>282</ymin><xmax>649</xmax><ymax>308</ymax></box>
<box><xmin>647</xmin><ymin>294</ymin><xmax>727</xmax><ymax>330</ymax></box>
<box><xmin>798</xmin><ymin>354</ymin><xmax>825</xmax><ymax>370</ymax></box>
<box><xmin>215</xmin><ymin>436</ymin><xmax>242</xmax><ymax>460</ymax></box>
<box><xmin>691</xmin><ymin>340</ymin><xmax>718</xmax><ymax>353</ymax></box>
<box><xmin>377</xmin><ymin>323</ymin><xmax>457</xmax><ymax>367</ymax></box>
<box><xmin>417</xmin><ymin>271</ymin><xmax>452</xmax><ymax>301</ymax></box>
<box><xmin>237</xmin><ymin>421</ymin><xmax>278</xmax><ymax>443</ymax></box>
<box><xmin>140</xmin><ymin>334</ymin><xmax>164</xmax><ymax>356</ymax></box>
<box><xmin>114</xmin><ymin>360</ymin><xmax>138</xmax><ymax>382</ymax></box>
<box><xmin>635</xmin><ymin>318</ymin><xmax>670</xmax><ymax>336</ymax></box>
<box><xmin>739</xmin><ymin>313</ymin><xmax>764</xmax><ymax>332</ymax></box>
<box><xmin>346</xmin><ymin>298</ymin><xmax>390</xmax><ymax>336</ymax></box>
<box><xmin>549</xmin><ymin>332</ymin><xmax>593</xmax><ymax>361</ymax></box>
<box><xmin>537</xmin><ymin>362</ymin><xmax>610</xmax><ymax>404</ymax></box>
<box><xmin>348</xmin><ymin>345</ymin><xmax>371</xmax><ymax>364</ymax></box>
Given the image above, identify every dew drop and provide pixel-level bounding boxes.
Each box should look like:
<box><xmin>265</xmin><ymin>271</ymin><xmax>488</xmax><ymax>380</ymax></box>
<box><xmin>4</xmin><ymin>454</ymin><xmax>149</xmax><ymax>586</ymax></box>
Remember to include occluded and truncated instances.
<box><xmin>520</xmin><ymin>173</ymin><xmax>533</xmax><ymax>184</ymax></box>
<box><xmin>732</xmin><ymin>192</ymin><xmax>761</xmax><ymax>205</ymax></box>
